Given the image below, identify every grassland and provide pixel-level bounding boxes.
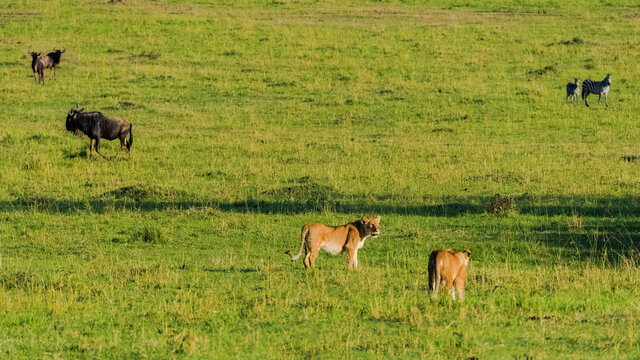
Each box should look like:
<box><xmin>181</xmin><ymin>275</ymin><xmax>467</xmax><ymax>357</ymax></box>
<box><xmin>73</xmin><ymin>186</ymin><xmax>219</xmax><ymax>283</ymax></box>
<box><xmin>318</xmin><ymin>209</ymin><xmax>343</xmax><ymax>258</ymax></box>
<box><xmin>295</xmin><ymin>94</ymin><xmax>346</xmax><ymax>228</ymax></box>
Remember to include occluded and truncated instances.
<box><xmin>1</xmin><ymin>0</ymin><xmax>640</xmax><ymax>358</ymax></box>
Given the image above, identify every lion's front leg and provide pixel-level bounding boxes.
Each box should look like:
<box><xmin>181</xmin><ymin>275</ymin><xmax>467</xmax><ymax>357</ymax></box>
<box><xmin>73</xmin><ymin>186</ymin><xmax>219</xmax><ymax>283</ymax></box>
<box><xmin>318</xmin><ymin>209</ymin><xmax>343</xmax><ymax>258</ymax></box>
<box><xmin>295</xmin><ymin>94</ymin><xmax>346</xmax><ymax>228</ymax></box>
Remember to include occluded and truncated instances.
<box><xmin>345</xmin><ymin>228</ymin><xmax>360</xmax><ymax>270</ymax></box>
<box><xmin>346</xmin><ymin>248</ymin><xmax>357</xmax><ymax>270</ymax></box>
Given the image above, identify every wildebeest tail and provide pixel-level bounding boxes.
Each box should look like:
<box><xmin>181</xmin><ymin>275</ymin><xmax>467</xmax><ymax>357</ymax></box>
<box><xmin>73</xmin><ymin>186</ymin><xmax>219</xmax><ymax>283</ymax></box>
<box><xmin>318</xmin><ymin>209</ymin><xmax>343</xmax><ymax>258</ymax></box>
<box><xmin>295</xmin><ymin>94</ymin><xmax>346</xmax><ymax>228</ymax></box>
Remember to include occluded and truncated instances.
<box><xmin>127</xmin><ymin>124</ymin><xmax>133</xmax><ymax>151</ymax></box>
<box><xmin>428</xmin><ymin>250</ymin><xmax>438</xmax><ymax>292</ymax></box>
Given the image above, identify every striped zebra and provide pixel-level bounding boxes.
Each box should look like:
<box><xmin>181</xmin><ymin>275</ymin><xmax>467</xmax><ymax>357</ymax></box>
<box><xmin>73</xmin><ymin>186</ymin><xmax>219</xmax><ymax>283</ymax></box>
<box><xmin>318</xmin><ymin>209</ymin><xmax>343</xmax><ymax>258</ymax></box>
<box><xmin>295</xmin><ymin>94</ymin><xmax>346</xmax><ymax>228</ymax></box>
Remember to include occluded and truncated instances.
<box><xmin>582</xmin><ymin>74</ymin><xmax>612</xmax><ymax>107</ymax></box>
<box><xmin>566</xmin><ymin>78</ymin><xmax>580</xmax><ymax>104</ymax></box>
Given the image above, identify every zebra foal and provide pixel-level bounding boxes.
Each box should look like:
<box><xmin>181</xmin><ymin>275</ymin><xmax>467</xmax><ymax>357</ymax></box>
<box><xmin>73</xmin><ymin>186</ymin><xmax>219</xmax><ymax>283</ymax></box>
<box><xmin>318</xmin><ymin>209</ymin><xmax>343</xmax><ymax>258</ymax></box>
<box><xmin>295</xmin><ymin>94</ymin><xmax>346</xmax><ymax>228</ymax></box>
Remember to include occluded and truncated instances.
<box><xmin>566</xmin><ymin>78</ymin><xmax>580</xmax><ymax>104</ymax></box>
<box><xmin>582</xmin><ymin>74</ymin><xmax>611</xmax><ymax>107</ymax></box>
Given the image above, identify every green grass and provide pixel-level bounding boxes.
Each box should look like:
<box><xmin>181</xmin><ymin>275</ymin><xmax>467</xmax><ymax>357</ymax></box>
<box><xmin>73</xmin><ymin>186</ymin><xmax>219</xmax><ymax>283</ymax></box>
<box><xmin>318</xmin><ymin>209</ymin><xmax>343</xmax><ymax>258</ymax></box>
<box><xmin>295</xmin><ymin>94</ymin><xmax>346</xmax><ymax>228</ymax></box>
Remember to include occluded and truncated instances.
<box><xmin>2</xmin><ymin>0</ymin><xmax>640</xmax><ymax>358</ymax></box>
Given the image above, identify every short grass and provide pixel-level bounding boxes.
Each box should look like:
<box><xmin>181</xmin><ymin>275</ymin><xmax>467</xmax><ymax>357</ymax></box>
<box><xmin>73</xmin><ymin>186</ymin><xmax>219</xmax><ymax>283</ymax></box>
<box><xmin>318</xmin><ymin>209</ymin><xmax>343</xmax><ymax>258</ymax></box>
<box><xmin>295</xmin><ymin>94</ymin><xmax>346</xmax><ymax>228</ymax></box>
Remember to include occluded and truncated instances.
<box><xmin>1</xmin><ymin>0</ymin><xmax>640</xmax><ymax>358</ymax></box>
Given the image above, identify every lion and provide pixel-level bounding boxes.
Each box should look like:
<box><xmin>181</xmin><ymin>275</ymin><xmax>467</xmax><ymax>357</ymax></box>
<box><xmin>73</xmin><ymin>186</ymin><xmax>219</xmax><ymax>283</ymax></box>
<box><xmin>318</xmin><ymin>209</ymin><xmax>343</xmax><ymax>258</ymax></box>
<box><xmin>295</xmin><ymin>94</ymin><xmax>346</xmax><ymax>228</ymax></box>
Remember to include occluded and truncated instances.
<box><xmin>428</xmin><ymin>249</ymin><xmax>470</xmax><ymax>301</ymax></box>
<box><xmin>286</xmin><ymin>216</ymin><xmax>381</xmax><ymax>269</ymax></box>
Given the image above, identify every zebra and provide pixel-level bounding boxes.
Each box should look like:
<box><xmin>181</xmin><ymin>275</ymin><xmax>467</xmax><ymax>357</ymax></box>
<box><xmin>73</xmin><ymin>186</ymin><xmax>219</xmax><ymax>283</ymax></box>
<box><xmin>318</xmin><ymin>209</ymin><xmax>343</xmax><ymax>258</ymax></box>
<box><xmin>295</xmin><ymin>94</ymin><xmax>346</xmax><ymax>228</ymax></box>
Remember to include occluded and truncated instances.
<box><xmin>582</xmin><ymin>74</ymin><xmax>612</xmax><ymax>107</ymax></box>
<box><xmin>566</xmin><ymin>78</ymin><xmax>580</xmax><ymax>104</ymax></box>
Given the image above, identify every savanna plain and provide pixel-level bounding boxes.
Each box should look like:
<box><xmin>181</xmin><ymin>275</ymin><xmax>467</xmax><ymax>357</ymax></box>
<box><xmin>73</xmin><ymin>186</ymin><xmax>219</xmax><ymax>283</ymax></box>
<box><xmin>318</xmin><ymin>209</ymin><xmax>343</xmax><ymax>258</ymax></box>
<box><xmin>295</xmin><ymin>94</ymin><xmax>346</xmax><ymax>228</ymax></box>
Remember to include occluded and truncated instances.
<box><xmin>1</xmin><ymin>0</ymin><xmax>640</xmax><ymax>358</ymax></box>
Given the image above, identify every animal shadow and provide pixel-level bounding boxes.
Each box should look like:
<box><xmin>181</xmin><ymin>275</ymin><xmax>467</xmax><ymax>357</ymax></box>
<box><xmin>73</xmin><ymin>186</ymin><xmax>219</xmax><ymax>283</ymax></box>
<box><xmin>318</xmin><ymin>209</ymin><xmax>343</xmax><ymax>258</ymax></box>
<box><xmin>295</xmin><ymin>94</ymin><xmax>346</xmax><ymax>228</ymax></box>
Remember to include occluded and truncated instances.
<box><xmin>202</xmin><ymin>267</ymin><xmax>258</xmax><ymax>274</ymax></box>
<box><xmin>62</xmin><ymin>148</ymin><xmax>87</xmax><ymax>159</ymax></box>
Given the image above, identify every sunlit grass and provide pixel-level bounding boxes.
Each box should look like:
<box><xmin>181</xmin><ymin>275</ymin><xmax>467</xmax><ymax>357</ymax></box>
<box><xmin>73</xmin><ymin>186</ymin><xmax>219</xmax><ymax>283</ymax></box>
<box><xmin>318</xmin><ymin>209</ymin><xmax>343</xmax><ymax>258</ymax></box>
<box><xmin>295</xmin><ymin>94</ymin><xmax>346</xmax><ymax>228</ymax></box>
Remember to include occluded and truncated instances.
<box><xmin>1</xmin><ymin>0</ymin><xmax>640</xmax><ymax>358</ymax></box>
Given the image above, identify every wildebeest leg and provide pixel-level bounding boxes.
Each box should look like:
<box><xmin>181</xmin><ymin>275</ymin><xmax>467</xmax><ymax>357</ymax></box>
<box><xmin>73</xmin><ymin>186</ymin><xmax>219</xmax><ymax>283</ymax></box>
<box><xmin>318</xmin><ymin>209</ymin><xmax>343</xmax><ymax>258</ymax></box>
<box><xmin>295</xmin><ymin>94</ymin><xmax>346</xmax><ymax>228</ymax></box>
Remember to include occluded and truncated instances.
<box><xmin>598</xmin><ymin>94</ymin><xmax>601</xmax><ymax>104</ymax></box>
<box><xmin>584</xmin><ymin>93</ymin><xmax>590</xmax><ymax>107</ymax></box>
<box><xmin>605</xmin><ymin>93</ymin><xmax>609</xmax><ymax>107</ymax></box>
<box><xmin>113</xmin><ymin>148</ymin><xmax>123</xmax><ymax>159</ymax></box>
<box><xmin>114</xmin><ymin>137</ymin><xmax>127</xmax><ymax>158</ymax></box>
<box><xmin>94</xmin><ymin>138</ymin><xmax>101</xmax><ymax>158</ymax></box>
<box><xmin>94</xmin><ymin>138</ymin><xmax>111</xmax><ymax>160</ymax></box>
<box><xmin>89</xmin><ymin>139</ymin><xmax>95</xmax><ymax>158</ymax></box>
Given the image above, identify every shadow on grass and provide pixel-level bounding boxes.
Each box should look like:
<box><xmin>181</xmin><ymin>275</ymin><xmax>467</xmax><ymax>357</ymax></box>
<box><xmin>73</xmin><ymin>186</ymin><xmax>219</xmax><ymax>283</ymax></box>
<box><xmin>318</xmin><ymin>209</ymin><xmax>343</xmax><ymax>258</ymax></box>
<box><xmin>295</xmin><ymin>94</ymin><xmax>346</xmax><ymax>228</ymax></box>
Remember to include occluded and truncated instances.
<box><xmin>2</xmin><ymin>194</ymin><xmax>640</xmax><ymax>218</ymax></box>
<box><xmin>531</xmin><ymin>221</ymin><xmax>640</xmax><ymax>265</ymax></box>
<box><xmin>203</xmin><ymin>267</ymin><xmax>258</xmax><ymax>274</ymax></box>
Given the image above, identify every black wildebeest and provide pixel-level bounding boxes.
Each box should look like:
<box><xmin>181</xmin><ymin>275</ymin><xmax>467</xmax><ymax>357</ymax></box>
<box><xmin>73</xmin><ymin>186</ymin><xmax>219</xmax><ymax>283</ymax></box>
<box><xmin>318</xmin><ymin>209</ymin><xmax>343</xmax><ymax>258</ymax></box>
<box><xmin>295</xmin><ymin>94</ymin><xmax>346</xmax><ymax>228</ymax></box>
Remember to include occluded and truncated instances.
<box><xmin>66</xmin><ymin>105</ymin><xmax>133</xmax><ymax>159</ymax></box>
<box><xmin>35</xmin><ymin>48</ymin><xmax>65</xmax><ymax>84</ymax></box>
<box><xmin>29</xmin><ymin>52</ymin><xmax>41</xmax><ymax>82</ymax></box>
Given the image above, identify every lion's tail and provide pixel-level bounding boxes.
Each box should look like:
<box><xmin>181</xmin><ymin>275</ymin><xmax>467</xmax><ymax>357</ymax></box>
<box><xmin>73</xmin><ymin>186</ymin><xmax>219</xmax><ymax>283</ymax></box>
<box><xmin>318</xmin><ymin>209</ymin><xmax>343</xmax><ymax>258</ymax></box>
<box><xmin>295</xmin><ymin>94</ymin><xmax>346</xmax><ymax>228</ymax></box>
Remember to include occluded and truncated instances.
<box><xmin>286</xmin><ymin>224</ymin><xmax>308</xmax><ymax>261</ymax></box>
<box><xmin>428</xmin><ymin>251</ymin><xmax>440</xmax><ymax>298</ymax></box>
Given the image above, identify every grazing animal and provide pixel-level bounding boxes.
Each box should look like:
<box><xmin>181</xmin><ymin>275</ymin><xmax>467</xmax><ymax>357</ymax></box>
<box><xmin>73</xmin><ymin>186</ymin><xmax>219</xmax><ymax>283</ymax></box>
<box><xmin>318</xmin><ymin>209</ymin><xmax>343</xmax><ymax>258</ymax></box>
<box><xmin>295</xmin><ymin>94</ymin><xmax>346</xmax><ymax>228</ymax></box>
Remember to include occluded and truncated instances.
<box><xmin>566</xmin><ymin>78</ymin><xmax>580</xmax><ymax>103</ymax></box>
<box><xmin>286</xmin><ymin>216</ymin><xmax>381</xmax><ymax>269</ymax></box>
<box><xmin>65</xmin><ymin>105</ymin><xmax>133</xmax><ymax>159</ymax></box>
<box><xmin>428</xmin><ymin>249</ymin><xmax>470</xmax><ymax>302</ymax></box>
<box><xmin>34</xmin><ymin>57</ymin><xmax>47</xmax><ymax>84</ymax></box>
<box><xmin>582</xmin><ymin>74</ymin><xmax>611</xmax><ymax>107</ymax></box>
<box><xmin>29</xmin><ymin>52</ymin><xmax>41</xmax><ymax>82</ymax></box>
<box><xmin>34</xmin><ymin>48</ymin><xmax>65</xmax><ymax>84</ymax></box>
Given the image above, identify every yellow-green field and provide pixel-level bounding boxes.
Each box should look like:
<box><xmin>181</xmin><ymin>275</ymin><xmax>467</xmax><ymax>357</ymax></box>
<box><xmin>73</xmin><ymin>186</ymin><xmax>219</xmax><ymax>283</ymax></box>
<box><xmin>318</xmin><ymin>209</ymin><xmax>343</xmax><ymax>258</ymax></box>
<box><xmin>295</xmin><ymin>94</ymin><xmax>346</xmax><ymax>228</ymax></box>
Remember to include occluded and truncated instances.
<box><xmin>1</xmin><ymin>0</ymin><xmax>640</xmax><ymax>358</ymax></box>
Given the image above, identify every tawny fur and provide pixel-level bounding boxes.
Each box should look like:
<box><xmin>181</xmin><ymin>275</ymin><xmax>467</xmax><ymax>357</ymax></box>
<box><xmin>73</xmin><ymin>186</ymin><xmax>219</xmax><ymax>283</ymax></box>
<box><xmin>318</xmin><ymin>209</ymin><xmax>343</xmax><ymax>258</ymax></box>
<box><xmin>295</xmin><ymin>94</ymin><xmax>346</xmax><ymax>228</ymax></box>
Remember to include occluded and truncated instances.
<box><xmin>428</xmin><ymin>249</ymin><xmax>470</xmax><ymax>302</ymax></box>
<box><xmin>286</xmin><ymin>216</ymin><xmax>381</xmax><ymax>270</ymax></box>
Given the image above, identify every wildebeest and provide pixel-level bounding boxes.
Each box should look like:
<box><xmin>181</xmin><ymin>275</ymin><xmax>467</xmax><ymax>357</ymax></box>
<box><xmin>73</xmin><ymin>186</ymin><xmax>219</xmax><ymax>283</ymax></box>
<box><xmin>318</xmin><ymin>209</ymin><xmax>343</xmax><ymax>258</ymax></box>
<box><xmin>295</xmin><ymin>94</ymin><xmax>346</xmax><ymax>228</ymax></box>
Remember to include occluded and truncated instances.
<box><xmin>66</xmin><ymin>105</ymin><xmax>133</xmax><ymax>159</ymax></box>
<box><xmin>35</xmin><ymin>48</ymin><xmax>65</xmax><ymax>84</ymax></box>
<box><xmin>29</xmin><ymin>52</ymin><xmax>41</xmax><ymax>83</ymax></box>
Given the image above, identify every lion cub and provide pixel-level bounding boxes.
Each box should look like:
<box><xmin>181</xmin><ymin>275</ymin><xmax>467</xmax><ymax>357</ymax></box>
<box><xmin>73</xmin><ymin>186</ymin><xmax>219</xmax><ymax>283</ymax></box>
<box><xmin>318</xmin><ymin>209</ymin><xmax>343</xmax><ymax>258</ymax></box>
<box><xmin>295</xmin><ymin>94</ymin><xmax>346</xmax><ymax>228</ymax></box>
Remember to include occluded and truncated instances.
<box><xmin>286</xmin><ymin>216</ymin><xmax>381</xmax><ymax>269</ymax></box>
<box><xmin>428</xmin><ymin>249</ymin><xmax>470</xmax><ymax>301</ymax></box>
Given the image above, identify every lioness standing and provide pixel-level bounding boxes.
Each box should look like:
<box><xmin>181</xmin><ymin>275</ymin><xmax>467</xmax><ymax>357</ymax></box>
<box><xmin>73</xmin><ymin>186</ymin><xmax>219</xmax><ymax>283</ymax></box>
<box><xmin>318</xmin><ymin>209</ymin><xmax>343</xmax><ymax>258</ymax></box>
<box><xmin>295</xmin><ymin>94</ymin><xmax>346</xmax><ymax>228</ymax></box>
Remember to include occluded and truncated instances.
<box><xmin>428</xmin><ymin>249</ymin><xmax>470</xmax><ymax>301</ymax></box>
<box><xmin>286</xmin><ymin>216</ymin><xmax>381</xmax><ymax>269</ymax></box>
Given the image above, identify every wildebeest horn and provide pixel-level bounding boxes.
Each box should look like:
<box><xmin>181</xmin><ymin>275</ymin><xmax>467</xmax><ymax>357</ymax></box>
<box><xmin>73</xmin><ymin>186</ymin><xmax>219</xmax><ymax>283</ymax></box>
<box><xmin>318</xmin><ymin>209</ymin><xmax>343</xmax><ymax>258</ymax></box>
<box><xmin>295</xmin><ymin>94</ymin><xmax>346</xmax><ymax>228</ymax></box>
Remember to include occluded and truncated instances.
<box><xmin>80</xmin><ymin>108</ymin><xmax>84</xmax><ymax>112</ymax></box>
<box><xmin>75</xmin><ymin>103</ymin><xmax>79</xmax><ymax>109</ymax></box>
<box><xmin>61</xmin><ymin>47</ymin><xmax>66</xmax><ymax>53</ymax></box>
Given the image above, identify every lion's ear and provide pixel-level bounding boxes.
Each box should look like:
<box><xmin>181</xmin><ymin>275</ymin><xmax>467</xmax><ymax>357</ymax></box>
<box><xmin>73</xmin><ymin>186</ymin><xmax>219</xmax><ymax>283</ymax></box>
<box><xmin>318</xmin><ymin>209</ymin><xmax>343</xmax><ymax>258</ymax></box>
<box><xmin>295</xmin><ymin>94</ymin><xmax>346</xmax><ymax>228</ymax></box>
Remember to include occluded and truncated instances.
<box><xmin>361</xmin><ymin>216</ymin><xmax>368</xmax><ymax>221</ymax></box>
<box><xmin>375</xmin><ymin>215</ymin><xmax>380</xmax><ymax>223</ymax></box>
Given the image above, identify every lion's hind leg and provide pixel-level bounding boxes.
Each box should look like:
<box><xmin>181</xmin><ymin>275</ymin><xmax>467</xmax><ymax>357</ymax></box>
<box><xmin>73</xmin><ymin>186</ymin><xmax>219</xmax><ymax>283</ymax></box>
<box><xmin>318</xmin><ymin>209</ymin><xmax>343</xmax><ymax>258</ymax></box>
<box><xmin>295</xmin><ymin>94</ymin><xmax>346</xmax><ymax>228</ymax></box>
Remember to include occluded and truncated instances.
<box><xmin>303</xmin><ymin>242</ymin><xmax>321</xmax><ymax>269</ymax></box>
<box><xmin>430</xmin><ymin>269</ymin><xmax>441</xmax><ymax>298</ymax></box>
<box><xmin>308</xmin><ymin>247</ymin><xmax>320</xmax><ymax>269</ymax></box>
<box><xmin>303</xmin><ymin>243</ymin><xmax>312</xmax><ymax>268</ymax></box>
<box><xmin>303</xmin><ymin>253</ymin><xmax>311</xmax><ymax>268</ymax></box>
<box><xmin>454</xmin><ymin>278</ymin><xmax>465</xmax><ymax>302</ymax></box>
<box><xmin>445</xmin><ymin>277</ymin><xmax>455</xmax><ymax>300</ymax></box>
